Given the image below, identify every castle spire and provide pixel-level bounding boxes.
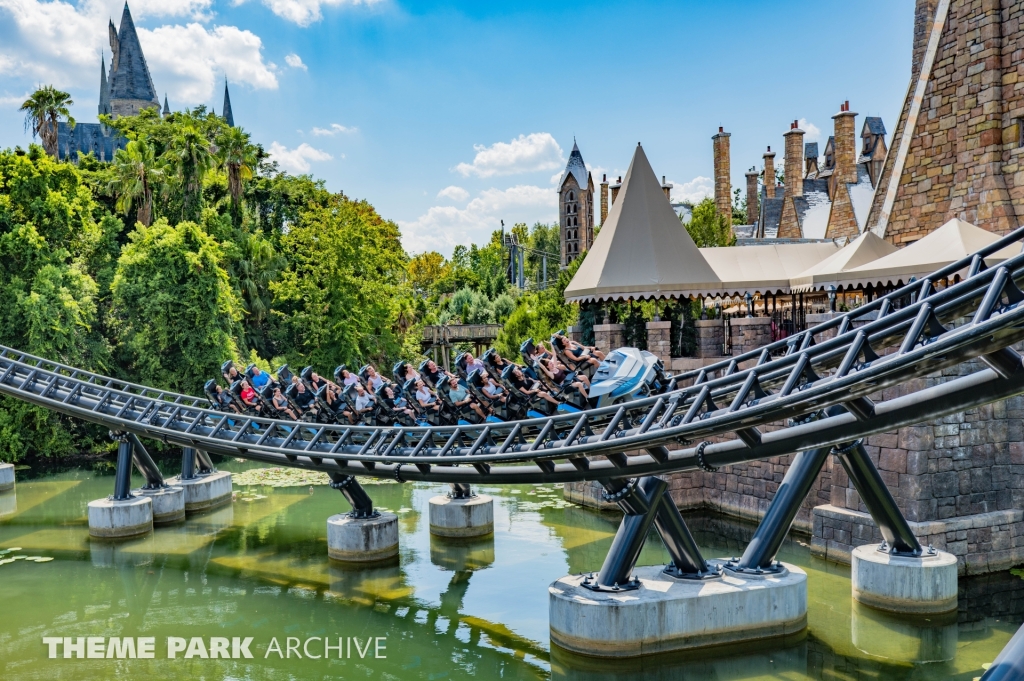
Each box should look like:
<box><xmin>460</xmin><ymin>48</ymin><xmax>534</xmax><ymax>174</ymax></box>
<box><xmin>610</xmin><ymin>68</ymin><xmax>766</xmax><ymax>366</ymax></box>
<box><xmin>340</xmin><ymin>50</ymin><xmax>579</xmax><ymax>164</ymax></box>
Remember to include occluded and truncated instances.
<box><xmin>162</xmin><ymin>94</ymin><xmax>170</xmax><ymax>117</ymax></box>
<box><xmin>98</xmin><ymin>53</ymin><xmax>111</xmax><ymax>116</ymax></box>
<box><xmin>222</xmin><ymin>78</ymin><xmax>235</xmax><ymax>127</ymax></box>
<box><xmin>107</xmin><ymin>2</ymin><xmax>160</xmax><ymax>115</ymax></box>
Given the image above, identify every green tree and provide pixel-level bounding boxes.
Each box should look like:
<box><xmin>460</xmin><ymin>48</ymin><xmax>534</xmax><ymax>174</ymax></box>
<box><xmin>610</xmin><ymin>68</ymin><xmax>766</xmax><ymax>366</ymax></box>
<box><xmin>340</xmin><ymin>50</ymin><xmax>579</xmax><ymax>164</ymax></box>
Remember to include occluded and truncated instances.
<box><xmin>271</xmin><ymin>193</ymin><xmax>408</xmax><ymax>368</ymax></box>
<box><xmin>20</xmin><ymin>86</ymin><xmax>75</xmax><ymax>158</ymax></box>
<box><xmin>685</xmin><ymin>197</ymin><xmax>736</xmax><ymax>247</ymax></box>
<box><xmin>110</xmin><ymin>137</ymin><xmax>163</xmax><ymax>227</ymax></box>
<box><xmin>216</xmin><ymin>126</ymin><xmax>257</xmax><ymax>226</ymax></box>
<box><xmin>109</xmin><ymin>219</ymin><xmax>242</xmax><ymax>393</ymax></box>
<box><xmin>166</xmin><ymin>124</ymin><xmax>213</xmax><ymax>223</ymax></box>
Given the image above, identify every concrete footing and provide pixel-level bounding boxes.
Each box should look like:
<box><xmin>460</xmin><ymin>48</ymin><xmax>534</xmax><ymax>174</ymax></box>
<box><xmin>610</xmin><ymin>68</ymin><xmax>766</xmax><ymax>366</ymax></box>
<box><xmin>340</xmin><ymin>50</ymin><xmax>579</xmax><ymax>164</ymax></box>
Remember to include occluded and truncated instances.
<box><xmin>0</xmin><ymin>490</ymin><xmax>16</xmax><ymax>519</ymax></box>
<box><xmin>0</xmin><ymin>462</ymin><xmax>14</xmax><ymax>493</ymax></box>
<box><xmin>428</xmin><ymin>494</ymin><xmax>494</xmax><ymax>538</ymax></box>
<box><xmin>165</xmin><ymin>471</ymin><xmax>233</xmax><ymax>513</ymax></box>
<box><xmin>850</xmin><ymin>601</ymin><xmax>957</xmax><ymax>663</ymax></box>
<box><xmin>549</xmin><ymin>562</ymin><xmax>807</xmax><ymax>658</ymax></box>
<box><xmin>851</xmin><ymin>544</ymin><xmax>958</xmax><ymax>614</ymax></box>
<box><xmin>327</xmin><ymin>512</ymin><xmax>399</xmax><ymax>563</ymax></box>
<box><xmin>88</xmin><ymin>496</ymin><xmax>153</xmax><ymax>539</ymax></box>
<box><xmin>133</xmin><ymin>486</ymin><xmax>185</xmax><ymax>524</ymax></box>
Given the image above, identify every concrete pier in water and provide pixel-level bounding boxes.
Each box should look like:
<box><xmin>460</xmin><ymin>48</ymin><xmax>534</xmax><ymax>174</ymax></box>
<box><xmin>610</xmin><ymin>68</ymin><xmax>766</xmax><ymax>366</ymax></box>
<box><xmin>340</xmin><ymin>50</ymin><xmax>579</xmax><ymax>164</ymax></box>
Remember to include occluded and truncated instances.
<box><xmin>133</xmin><ymin>485</ymin><xmax>186</xmax><ymax>524</ymax></box>
<box><xmin>851</xmin><ymin>544</ymin><xmax>958</xmax><ymax>614</ymax></box>
<box><xmin>0</xmin><ymin>462</ymin><xmax>14</xmax><ymax>492</ymax></box>
<box><xmin>87</xmin><ymin>496</ymin><xmax>153</xmax><ymax>539</ymax></box>
<box><xmin>327</xmin><ymin>512</ymin><xmax>399</xmax><ymax>563</ymax></box>
<box><xmin>165</xmin><ymin>470</ymin><xmax>233</xmax><ymax>513</ymax></box>
<box><xmin>428</xmin><ymin>494</ymin><xmax>494</xmax><ymax>538</ymax></box>
<box><xmin>549</xmin><ymin>561</ymin><xmax>807</xmax><ymax>657</ymax></box>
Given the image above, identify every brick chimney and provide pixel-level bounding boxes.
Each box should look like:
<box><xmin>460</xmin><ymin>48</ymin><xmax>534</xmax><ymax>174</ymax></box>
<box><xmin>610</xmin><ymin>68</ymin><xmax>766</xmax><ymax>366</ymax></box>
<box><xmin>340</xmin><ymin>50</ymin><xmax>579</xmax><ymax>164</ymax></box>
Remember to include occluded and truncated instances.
<box><xmin>712</xmin><ymin>127</ymin><xmax>732</xmax><ymax>224</ymax></box>
<box><xmin>912</xmin><ymin>0</ymin><xmax>939</xmax><ymax>80</ymax></box>
<box><xmin>610</xmin><ymin>176</ymin><xmax>622</xmax><ymax>204</ymax></box>
<box><xmin>599</xmin><ymin>174</ymin><xmax>609</xmax><ymax>224</ymax></box>
<box><xmin>763</xmin><ymin>146</ymin><xmax>776</xmax><ymax>199</ymax></box>
<box><xmin>832</xmin><ymin>101</ymin><xmax>858</xmax><ymax>188</ymax></box>
<box><xmin>783</xmin><ymin>121</ymin><xmax>804</xmax><ymax>199</ymax></box>
<box><xmin>661</xmin><ymin>175</ymin><xmax>673</xmax><ymax>202</ymax></box>
<box><xmin>745</xmin><ymin>167</ymin><xmax>759</xmax><ymax>227</ymax></box>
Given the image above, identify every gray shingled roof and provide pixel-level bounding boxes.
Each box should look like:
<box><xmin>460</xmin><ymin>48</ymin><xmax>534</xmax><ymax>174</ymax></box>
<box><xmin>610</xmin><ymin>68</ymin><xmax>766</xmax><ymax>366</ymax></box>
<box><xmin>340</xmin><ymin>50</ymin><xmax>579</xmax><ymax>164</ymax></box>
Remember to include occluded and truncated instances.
<box><xmin>804</xmin><ymin>142</ymin><xmax>819</xmax><ymax>159</ymax></box>
<box><xmin>108</xmin><ymin>4</ymin><xmax>159</xmax><ymax>105</ymax></box>
<box><xmin>863</xmin><ymin>117</ymin><xmax>886</xmax><ymax>136</ymax></box>
<box><xmin>760</xmin><ymin>193</ymin><xmax>784</xmax><ymax>239</ymax></box>
<box><xmin>558</xmin><ymin>142</ymin><xmax>590</xmax><ymax>191</ymax></box>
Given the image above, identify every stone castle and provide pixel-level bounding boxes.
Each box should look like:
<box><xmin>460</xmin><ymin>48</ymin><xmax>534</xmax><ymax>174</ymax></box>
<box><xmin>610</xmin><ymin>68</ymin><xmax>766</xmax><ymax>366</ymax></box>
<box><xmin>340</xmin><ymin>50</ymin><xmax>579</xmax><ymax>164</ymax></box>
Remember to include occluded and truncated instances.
<box><xmin>58</xmin><ymin>3</ymin><xmax>236</xmax><ymax>162</ymax></box>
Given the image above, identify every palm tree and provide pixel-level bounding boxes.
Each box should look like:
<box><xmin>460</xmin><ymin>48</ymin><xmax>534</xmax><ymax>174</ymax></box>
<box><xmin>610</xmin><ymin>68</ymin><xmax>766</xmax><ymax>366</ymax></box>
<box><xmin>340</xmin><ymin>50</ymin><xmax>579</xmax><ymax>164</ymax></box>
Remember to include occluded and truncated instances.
<box><xmin>20</xmin><ymin>86</ymin><xmax>75</xmax><ymax>158</ymax></box>
<box><xmin>166</xmin><ymin>124</ymin><xmax>213</xmax><ymax>223</ymax></box>
<box><xmin>110</xmin><ymin>137</ymin><xmax>163</xmax><ymax>227</ymax></box>
<box><xmin>216</xmin><ymin>126</ymin><xmax>257</xmax><ymax>225</ymax></box>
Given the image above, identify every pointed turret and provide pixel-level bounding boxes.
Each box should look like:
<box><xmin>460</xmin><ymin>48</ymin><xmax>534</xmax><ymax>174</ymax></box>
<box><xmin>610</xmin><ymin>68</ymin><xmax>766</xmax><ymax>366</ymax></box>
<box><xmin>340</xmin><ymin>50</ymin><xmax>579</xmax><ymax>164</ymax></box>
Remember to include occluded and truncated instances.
<box><xmin>107</xmin><ymin>3</ymin><xmax>160</xmax><ymax>116</ymax></box>
<box><xmin>558</xmin><ymin>140</ymin><xmax>590</xmax><ymax>191</ymax></box>
<box><xmin>162</xmin><ymin>94</ymin><xmax>170</xmax><ymax>117</ymax></box>
<box><xmin>222</xmin><ymin>79</ymin><xmax>235</xmax><ymax>127</ymax></box>
<box><xmin>98</xmin><ymin>53</ymin><xmax>111</xmax><ymax>116</ymax></box>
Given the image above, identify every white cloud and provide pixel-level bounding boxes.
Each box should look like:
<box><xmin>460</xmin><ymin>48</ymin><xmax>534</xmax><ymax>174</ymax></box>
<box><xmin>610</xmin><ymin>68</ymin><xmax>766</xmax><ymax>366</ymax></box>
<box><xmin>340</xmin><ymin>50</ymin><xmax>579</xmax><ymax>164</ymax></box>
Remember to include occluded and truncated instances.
<box><xmin>401</xmin><ymin>185</ymin><xmax>557</xmax><ymax>256</ymax></box>
<box><xmin>454</xmin><ymin>132</ymin><xmax>564</xmax><ymax>178</ymax></box>
<box><xmin>436</xmin><ymin>185</ymin><xmax>469</xmax><ymax>202</ymax></box>
<box><xmin>671</xmin><ymin>176</ymin><xmax>714</xmax><ymax>203</ymax></box>
<box><xmin>242</xmin><ymin>0</ymin><xmax>382</xmax><ymax>27</ymax></box>
<box><xmin>142</xmin><ymin>24</ymin><xmax>278</xmax><ymax>103</ymax></box>
<box><xmin>268</xmin><ymin>141</ymin><xmax>332</xmax><ymax>173</ymax></box>
<box><xmin>311</xmin><ymin>123</ymin><xmax>357</xmax><ymax>136</ymax></box>
<box><xmin>284</xmin><ymin>52</ymin><xmax>306</xmax><ymax>70</ymax></box>
<box><xmin>799</xmin><ymin>118</ymin><xmax>822</xmax><ymax>142</ymax></box>
<box><xmin>0</xmin><ymin>0</ymin><xmax>276</xmax><ymax>106</ymax></box>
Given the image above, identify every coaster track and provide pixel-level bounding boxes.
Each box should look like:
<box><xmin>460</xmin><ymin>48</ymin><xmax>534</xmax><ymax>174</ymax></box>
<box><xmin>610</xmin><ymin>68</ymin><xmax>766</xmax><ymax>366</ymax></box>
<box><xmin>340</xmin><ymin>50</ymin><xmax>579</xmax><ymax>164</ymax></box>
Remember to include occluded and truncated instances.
<box><xmin>3</xmin><ymin>228</ymin><xmax>1024</xmax><ymax>486</ymax></box>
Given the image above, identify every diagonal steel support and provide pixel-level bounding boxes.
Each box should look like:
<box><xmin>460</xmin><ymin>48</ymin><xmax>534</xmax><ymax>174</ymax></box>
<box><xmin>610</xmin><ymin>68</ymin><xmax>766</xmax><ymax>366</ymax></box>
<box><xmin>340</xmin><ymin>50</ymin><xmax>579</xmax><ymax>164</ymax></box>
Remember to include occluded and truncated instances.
<box><xmin>329</xmin><ymin>473</ymin><xmax>378</xmax><ymax>519</ymax></box>
<box><xmin>583</xmin><ymin>471</ymin><xmax>716</xmax><ymax>592</ymax></box>
<box><xmin>449</xmin><ymin>482</ymin><xmax>473</xmax><ymax>499</ymax></box>
<box><xmin>127</xmin><ymin>433</ymin><xmax>165</xmax><ymax>490</ymax></box>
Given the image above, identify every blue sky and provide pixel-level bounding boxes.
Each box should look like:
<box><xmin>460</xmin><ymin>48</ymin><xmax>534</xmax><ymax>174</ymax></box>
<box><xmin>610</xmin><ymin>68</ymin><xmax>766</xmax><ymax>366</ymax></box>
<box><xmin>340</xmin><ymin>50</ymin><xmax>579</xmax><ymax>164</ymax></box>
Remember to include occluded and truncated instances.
<box><xmin>0</xmin><ymin>0</ymin><xmax>913</xmax><ymax>256</ymax></box>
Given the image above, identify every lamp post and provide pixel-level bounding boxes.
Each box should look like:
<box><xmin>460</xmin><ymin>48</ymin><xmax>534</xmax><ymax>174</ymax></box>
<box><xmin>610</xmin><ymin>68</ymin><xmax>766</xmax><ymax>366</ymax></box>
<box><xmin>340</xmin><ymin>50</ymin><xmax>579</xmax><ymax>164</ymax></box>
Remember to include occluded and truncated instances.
<box><xmin>745</xmin><ymin>292</ymin><xmax>753</xmax><ymax>318</ymax></box>
<box><xmin>828</xmin><ymin>285</ymin><xmax>837</xmax><ymax>313</ymax></box>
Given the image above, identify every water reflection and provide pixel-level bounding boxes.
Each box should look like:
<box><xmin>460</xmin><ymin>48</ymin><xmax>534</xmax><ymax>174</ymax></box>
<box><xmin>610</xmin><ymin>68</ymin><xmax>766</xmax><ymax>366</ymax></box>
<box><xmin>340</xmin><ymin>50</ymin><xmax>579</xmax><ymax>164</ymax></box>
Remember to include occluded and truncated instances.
<box><xmin>0</xmin><ymin>467</ymin><xmax>1020</xmax><ymax>681</ymax></box>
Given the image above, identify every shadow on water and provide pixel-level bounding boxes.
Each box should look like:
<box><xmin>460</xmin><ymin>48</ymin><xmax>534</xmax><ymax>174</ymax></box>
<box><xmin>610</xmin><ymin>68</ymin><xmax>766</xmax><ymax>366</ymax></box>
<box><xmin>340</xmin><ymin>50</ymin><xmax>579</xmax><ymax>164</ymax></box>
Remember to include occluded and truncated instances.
<box><xmin>0</xmin><ymin>468</ymin><xmax>1022</xmax><ymax>680</ymax></box>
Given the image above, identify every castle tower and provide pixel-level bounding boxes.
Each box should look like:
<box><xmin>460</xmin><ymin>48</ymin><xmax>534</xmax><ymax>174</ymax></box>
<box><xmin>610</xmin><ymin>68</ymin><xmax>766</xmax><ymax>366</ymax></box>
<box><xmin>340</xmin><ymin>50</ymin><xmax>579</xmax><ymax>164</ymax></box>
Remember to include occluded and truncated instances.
<box><xmin>107</xmin><ymin>3</ymin><xmax>160</xmax><ymax>117</ymax></box>
<box><xmin>557</xmin><ymin>141</ymin><xmax>595</xmax><ymax>267</ymax></box>
<box><xmin>162</xmin><ymin>94</ymin><xmax>170</xmax><ymax>117</ymax></box>
<box><xmin>222</xmin><ymin>79</ymin><xmax>235</xmax><ymax>127</ymax></box>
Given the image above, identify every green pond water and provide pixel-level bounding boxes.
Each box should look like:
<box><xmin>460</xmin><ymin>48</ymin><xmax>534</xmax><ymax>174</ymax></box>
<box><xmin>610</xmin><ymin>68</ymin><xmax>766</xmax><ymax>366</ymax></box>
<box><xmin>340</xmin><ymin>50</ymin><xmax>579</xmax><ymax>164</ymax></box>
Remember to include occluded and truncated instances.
<box><xmin>0</xmin><ymin>460</ymin><xmax>1020</xmax><ymax>680</ymax></box>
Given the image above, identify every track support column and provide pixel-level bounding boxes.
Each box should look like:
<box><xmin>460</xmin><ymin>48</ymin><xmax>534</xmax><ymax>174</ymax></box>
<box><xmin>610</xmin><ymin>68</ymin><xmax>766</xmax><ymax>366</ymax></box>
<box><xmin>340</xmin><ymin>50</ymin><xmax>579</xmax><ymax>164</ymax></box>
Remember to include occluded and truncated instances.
<box><xmin>834</xmin><ymin>439</ymin><xmax>957</xmax><ymax>614</ymax></box>
<box><xmin>127</xmin><ymin>434</ymin><xmax>185</xmax><ymax>525</ymax></box>
<box><xmin>429</xmin><ymin>482</ymin><xmax>494</xmax><ymax>538</ymax></box>
<box><xmin>87</xmin><ymin>432</ymin><xmax>152</xmax><ymax>539</ymax></box>
<box><xmin>166</xmin><ymin>446</ymin><xmax>232</xmax><ymax>514</ymax></box>
<box><xmin>327</xmin><ymin>474</ymin><xmax>399</xmax><ymax>563</ymax></box>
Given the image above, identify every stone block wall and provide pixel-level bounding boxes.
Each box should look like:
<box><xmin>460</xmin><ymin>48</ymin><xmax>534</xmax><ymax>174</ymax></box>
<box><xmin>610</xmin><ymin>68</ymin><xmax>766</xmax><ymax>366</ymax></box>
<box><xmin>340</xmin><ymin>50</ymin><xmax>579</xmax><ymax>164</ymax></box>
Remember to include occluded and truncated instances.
<box><xmin>646</xmin><ymin>320</ymin><xmax>672</xmax><ymax>366</ymax></box>
<box><xmin>593</xmin><ymin>323</ymin><xmax>624</xmax><ymax>353</ymax></box>
<box><xmin>728</xmin><ymin>317</ymin><xmax>772</xmax><ymax>361</ymax></box>
<box><xmin>695</xmin><ymin>319</ymin><xmax>724</xmax><ymax>358</ymax></box>
<box><xmin>867</xmin><ymin>0</ymin><xmax>1024</xmax><ymax>243</ymax></box>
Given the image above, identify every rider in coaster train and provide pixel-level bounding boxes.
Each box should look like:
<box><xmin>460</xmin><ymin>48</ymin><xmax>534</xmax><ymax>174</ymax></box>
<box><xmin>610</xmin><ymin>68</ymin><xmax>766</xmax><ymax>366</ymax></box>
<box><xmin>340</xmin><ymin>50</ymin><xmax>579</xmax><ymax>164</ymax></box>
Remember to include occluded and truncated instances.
<box><xmin>447</xmin><ymin>375</ymin><xmax>487</xmax><ymax>420</ymax></box>
<box><xmin>508</xmin><ymin>366</ymin><xmax>560</xmax><ymax>407</ymax></box>
<box><xmin>538</xmin><ymin>356</ymin><xmax>590</xmax><ymax>400</ymax></box>
<box><xmin>414</xmin><ymin>379</ymin><xmax>442</xmax><ymax>415</ymax></box>
<box><xmin>380</xmin><ymin>384</ymin><xmax>416</xmax><ymax>420</ymax></box>
<box><xmin>362</xmin><ymin>365</ymin><xmax>387</xmax><ymax>392</ymax></box>
<box><xmin>352</xmin><ymin>383</ymin><xmax>376</xmax><ymax>421</ymax></box>
<box><xmin>271</xmin><ymin>385</ymin><xmax>298</xmax><ymax>419</ymax></box>
<box><xmin>249</xmin><ymin>365</ymin><xmax>271</xmax><ymax>390</ymax></box>
<box><xmin>337</xmin><ymin>367</ymin><xmax>360</xmax><ymax>388</ymax></box>
<box><xmin>421</xmin><ymin>359</ymin><xmax>448</xmax><ymax>387</ymax></box>
<box><xmin>238</xmin><ymin>379</ymin><xmax>261</xmax><ymax>412</ymax></box>
<box><xmin>291</xmin><ymin>376</ymin><xmax>317</xmax><ymax>416</ymax></box>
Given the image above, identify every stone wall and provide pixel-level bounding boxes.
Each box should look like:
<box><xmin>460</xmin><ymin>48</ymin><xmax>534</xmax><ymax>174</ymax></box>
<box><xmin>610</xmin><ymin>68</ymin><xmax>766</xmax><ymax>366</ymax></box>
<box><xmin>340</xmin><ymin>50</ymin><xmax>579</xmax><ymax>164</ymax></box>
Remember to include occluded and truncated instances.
<box><xmin>728</xmin><ymin>317</ymin><xmax>772</xmax><ymax>362</ymax></box>
<box><xmin>695</xmin><ymin>319</ymin><xmax>725</xmax><ymax>358</ymax></box>
<box><xmin>645</xmin><ymin>320</ymin><xmax>672</xmax><ymax>366</ymax></box>
<box><xmin>867</xmin><ymin>0</ymin><xmax>1024</xmax><ymax>244</ymax></box>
